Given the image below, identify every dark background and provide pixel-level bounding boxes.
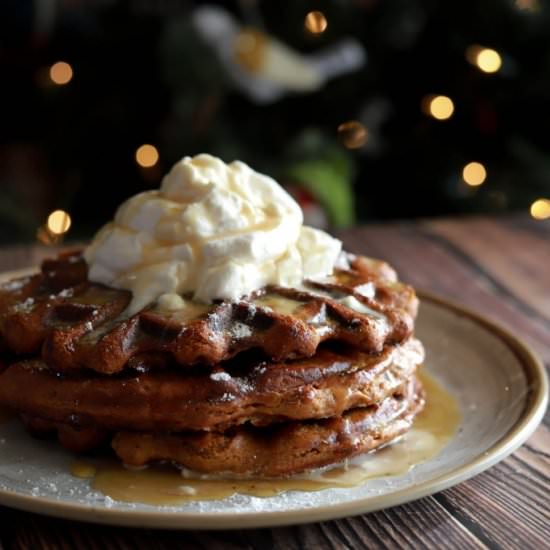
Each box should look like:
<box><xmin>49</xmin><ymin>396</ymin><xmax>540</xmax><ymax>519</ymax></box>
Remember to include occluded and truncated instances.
<box><xmin>1</xmin><ymin>0</ymin><xmax>550</xmax><ymax>244</ymax></box>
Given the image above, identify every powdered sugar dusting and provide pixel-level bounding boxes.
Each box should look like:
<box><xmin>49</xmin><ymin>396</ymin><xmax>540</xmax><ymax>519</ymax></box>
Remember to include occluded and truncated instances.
<box><xmin>13</xmin><ymin>297</ymin><xmax>34</xmax><ymax>312</ymax></box>
<box><xmin>218</xmin><ymin>392</ymin><xmax>236</xmax><ymax>402</ymax></box>
<box><xmin>210</xmin><ymin>371</ymin><xmax>232</xmax><ymax>382</ymax></box>
<box><xmin>1</xmin><ymin>277</ymin><xmax>29</xmax><ymax>291</ymax></box>
<box><xmin>58</xmin><ymin>288</ymin><xmax>74</xmax><ymax>298</ymax></box>
<box><xmin>230</xmin><ymin>322</ymin><xmax>252</xmax><ymax>340</ymax></box>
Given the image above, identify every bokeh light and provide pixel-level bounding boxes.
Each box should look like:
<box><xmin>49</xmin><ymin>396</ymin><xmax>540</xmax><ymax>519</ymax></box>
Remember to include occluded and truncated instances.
<box><xmin>338</xmin><ymin>121</ymin><xmax>368</xmax><ymax>149</ymax></box>
<box><xmin>462</xmin><ymin>162</ymin><xmax>487</xmax><ymax>186</ymax></box>
<box><xmin>135</xmin><ymin>144</ymin><xmax>159</xmax><ymax>168</ymax></box>
<box><xmin>422</xmin><ymin>95</ymin><xmax>454</xmax><ymax>120</ymax></box>
<box><xmin>530</xmin><ymin>198</ymin><xmax>550</xmax><ymax>220</ymax></box>
<box><xmin>466</xmin><ymin>45</ymin><xmax>502</xmax><ymax>73</ymax></box>
<box><xmin>49</xmin><ymin>61</ymin><xmax>73</xmax><ymax>85</ymax></box>
<box><xmin>305</xmin><ymin>11</ymin><xmax>328</xmax><ymax>35</ymax></box>
<box><xmin>47</xmin><ymin>210</ymin><xmax>72</xmax><ymax>235</ymax></box>
<box><xmin>476</xmin><ymin>48</ymin><xmax>502</xmax><ymax>73</ymax></box>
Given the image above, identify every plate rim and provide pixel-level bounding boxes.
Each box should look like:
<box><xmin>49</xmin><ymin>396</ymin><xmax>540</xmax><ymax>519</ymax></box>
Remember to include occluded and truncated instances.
<box><xmin>0</xmin><ymin>272</ymin><xmax>547</xmax><ymax>530</ymax></box>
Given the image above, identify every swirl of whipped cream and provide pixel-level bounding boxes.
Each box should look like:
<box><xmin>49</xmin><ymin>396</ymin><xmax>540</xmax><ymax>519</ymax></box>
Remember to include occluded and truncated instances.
<box><xmin>85</xmin><ymin>154</ymin><xmax>342</xmax><ymax>313</ymax></box>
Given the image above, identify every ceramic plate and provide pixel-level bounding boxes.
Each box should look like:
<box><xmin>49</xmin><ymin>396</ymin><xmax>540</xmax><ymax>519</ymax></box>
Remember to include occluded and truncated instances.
<box><xmin>0</xmin><ymin>269</ymin><xmax>547</xmax><ymax>529</ymax></box>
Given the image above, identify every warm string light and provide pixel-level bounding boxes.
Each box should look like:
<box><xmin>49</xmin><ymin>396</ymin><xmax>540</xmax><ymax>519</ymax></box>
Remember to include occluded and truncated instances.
<box><xmin>47</xmin><ymin>210</ymin><xmax>72</xmax><ymax>234</ymax></box>
<box><xmin>462</xmin><ymin>162</ymin><xmax>487</xmax><ymax>187</ymax></box>
<box><xmin>422</xmin><ymin>95</ymin><xmax>455</xmax><ymax>120</ymax></box>
<box><xmin>477</xmin><ymin>49</ymin><xmax>502</xmax><ymax>73</ymax></box>
<box><xmin>49</xmin><ymin>61</ymin><xmax>73</xmax><ymax>85</ymax></box>
<box><xmin>337</xmin><ymin>121</ymin><xmax>368</xmax><ymax>149</ymax></box>
<box><xmin>466</xmin><ymin>45</ymin><xmax>502</xmax><ymax>74</ymax></box>
<box><xmin>135</xmin><ymin>144</ymin><xmax>159</xmax><ymax>168</ymax></box>
<box><xmin>530</xmin><ymin>198</ymin><xmax>550</xmax><ymax>220</ymax></box>
<box><xmin>305</xmin><ymin>11</ymin><xmax>328</xmax><ymax>35</ymax></box>
<box><xmin>38</xmin><ymin>210</ymin><xmax>72</xmax><ymax>245</ymax></box>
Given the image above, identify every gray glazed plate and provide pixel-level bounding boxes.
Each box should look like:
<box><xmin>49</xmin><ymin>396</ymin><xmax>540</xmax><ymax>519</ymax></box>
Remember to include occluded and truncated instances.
<box><xmin>0</xmin><ymin>269</ymin><xmax>547</xmax><ymax>529</ymax></box>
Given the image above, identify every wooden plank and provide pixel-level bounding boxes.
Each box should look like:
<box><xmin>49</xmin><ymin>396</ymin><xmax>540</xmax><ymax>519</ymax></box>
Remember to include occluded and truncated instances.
<box><xmin>435</xmin><ymin>462</ymin><xmax>550</xmax><ymax>550</ymax></box>
<box><xmin>0</xmin><ymin>245</ymin><xmax>62</xmax><ymax>273</ymax></box>
<box><xmin>424</xmin><ymin>219</ymin><xmax>550</xmax><ymax>322</ymax></box>
<box><xmin>1</xmin><ymin>497</ymin><xmax>488</xmax><ymax>550</ymax></box>
<box><xmin>334</xmin><ymin>498</ymin><xmax>488</xmax><ymax>549</ymax></box>
<box><xmin>513</xmin><ymin>424</ymin><xmax>550</xmax><ymax>475</ymax></box>
<box><xmin>507</xmin><ymin>215</ymin><xmax>550</xmax><ymax>240</ymax></box>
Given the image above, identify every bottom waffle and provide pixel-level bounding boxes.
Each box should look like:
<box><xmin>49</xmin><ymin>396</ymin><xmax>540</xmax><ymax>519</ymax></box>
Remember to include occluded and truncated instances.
<box><xmin>20</xmin><ymin>376</ymin><xmax>424</xmax><ymax>477</ymax></box>
<box><xmin>113</xmin><ymin>377</ymin><xmax>424</xmax><ymax>477</ymax></box>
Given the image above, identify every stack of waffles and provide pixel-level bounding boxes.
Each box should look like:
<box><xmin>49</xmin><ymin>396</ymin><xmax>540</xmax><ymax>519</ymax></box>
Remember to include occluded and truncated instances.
<box><xmin>0</xmin><ymin>250</ymin><xmax>424</xmax><ymax>477</ymax></box>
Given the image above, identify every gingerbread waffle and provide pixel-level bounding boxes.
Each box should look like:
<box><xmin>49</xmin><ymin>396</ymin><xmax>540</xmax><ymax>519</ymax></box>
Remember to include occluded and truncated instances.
<box><xmin>112</xmin><ymin>377</ymin><xmax>424</xmax><ymax>477</ymax></box>
<box><xmin>0</xmin><ymin>251</ymin><xmax>417</xmax><ymax>374</ymax></box>
<box><xmin>0</xmin><ymin>338</ymin><xmax>423</xmax><ymax>433</ymax></box>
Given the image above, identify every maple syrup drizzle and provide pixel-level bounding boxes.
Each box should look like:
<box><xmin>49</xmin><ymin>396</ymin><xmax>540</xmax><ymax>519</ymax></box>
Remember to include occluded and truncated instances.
<box><xmin>70</xmin><ymin>371</ymin><xmax>460</xmax><ymax>505</ymax></box>
<box><xmin>253</xmin><ymin>295</ymin><xmax>303</xmax><ymax>315</ymax></box>
<box><xmin>154</xmin><ymin>301</ymin><xmax>210</xmax><ymax>322</ymax></box>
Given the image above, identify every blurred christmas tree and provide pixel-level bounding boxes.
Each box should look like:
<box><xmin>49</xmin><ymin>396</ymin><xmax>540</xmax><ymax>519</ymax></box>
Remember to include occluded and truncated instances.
<box><xmin>1</xmin><ymin>0</ymin><xmax>550</xmax><ymax>244</ymax></box>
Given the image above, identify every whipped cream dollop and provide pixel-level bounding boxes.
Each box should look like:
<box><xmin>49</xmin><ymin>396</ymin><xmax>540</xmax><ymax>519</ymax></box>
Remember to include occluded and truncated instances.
<box><xmin>84</xmin><ymin>154</ymin><xmax>342</xmax><ymax>313</ymax></box>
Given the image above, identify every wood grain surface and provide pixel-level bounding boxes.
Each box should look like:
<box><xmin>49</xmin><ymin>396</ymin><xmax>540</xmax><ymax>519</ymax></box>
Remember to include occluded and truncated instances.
<box><xmin>0</xmin><ymin>215</ymin><xmax>548</xmax><ymax>550</ymax></box>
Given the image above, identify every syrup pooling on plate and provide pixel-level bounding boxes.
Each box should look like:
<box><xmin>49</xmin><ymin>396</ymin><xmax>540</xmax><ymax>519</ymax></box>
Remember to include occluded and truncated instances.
<box><xmin>69</xmin><ymin>371</ymin><xmax>460</xmax><ymax>505</ymax></box>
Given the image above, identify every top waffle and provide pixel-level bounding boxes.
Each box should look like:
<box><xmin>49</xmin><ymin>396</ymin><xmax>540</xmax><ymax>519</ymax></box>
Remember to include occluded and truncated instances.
<box><xmin>0</xmin><ymin>250</ymin><xmax>418</xmax><ymax>374</ymax></box>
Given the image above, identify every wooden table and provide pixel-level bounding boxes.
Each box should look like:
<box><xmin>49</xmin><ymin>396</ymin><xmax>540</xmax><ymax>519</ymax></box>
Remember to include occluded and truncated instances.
<box><xmin>0</xmin><ymin>215</ymin><xmax>548</xmax><ymax>549</ymax></box>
